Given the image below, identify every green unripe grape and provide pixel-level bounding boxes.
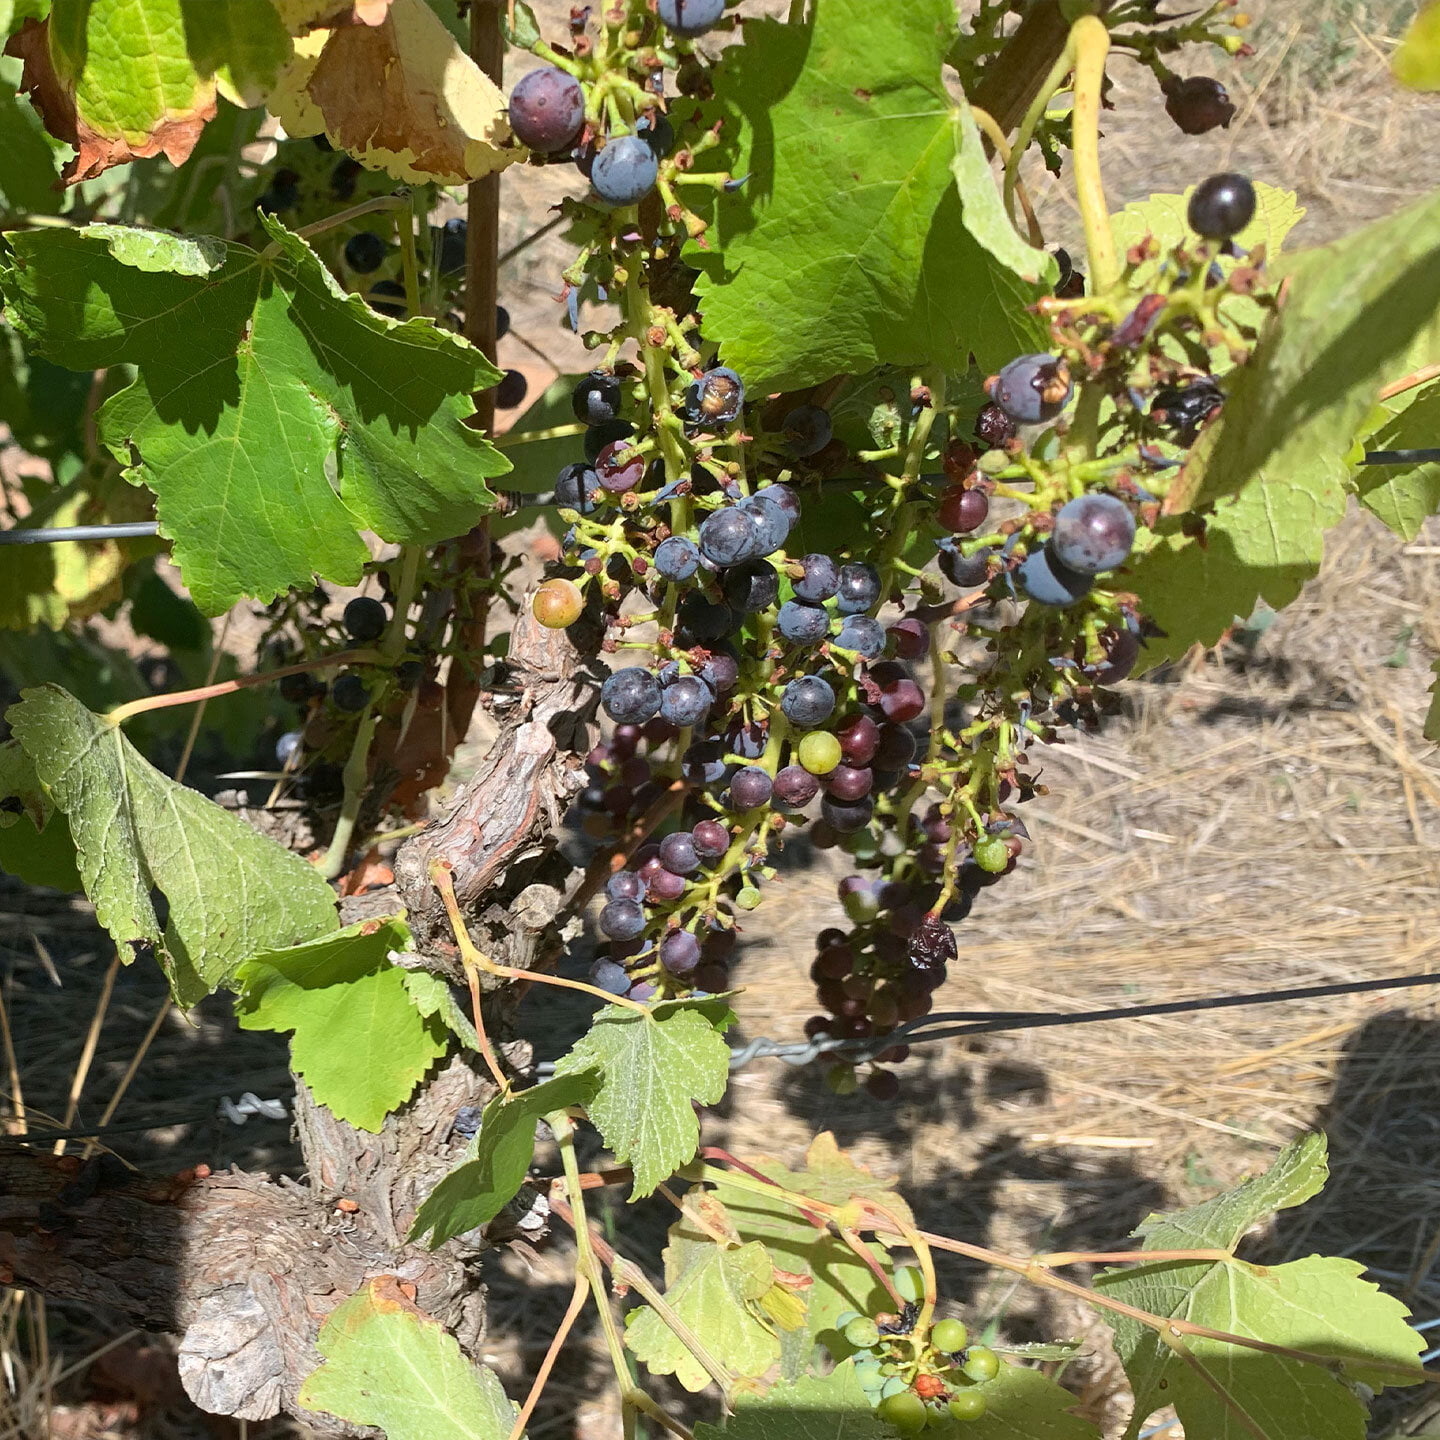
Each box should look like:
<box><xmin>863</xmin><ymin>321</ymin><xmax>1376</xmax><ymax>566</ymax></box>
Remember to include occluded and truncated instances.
<box><xmin>973</xmin><ymin>835</ymin><xmax>1009</xmax><ymax>873</ymax></box>
<box><xmin>843</xmin><ymin>826</ymin><xmax>881</xmax><ymax>862</ymax></box>
<box><xmin>826</xmin><ymin>1064</ymin><xmax>859</xmax><ymax>1095</ymax></box>
<box><xmin>844</xmin><ymin>1316</ymin><xmax>881</xmax><ymax>1349</ymax></box>
<box><xmin>736</xmin><ymin>885</ymin><xmax>762</xmax><ymax>910</ymax></box>
<box><xmin>893</xmin><ymin>1266</ymin><xmax>925</xmax><ymax>1302</ymax></box>
<box><xmin>798</xmin><ymin>730</ymin><xmax>842</xmax><ymax>775</ymax></box>
<box><xmin>978</xmin><ymin>448</ymin><xmax>1010</xmax><ymax>476</ymax></box>
<box><xmin>532</xmin><ymin>577</ymin><xmax>585</xmax><ymax>629</ymax></box>
<box><xmin>877</xmin><ymin>1392</ymin><xmax>928</xmax><ymax>1434</ymax></box>
<box><xmin>962</xmin><ymin>1346</ymin><xmax>1000</xmax><ymax>1383</ymax></box>
<box><xmin>835</xmin><ymin>1310</ymin><xmax>864</xmax><ymax>1331</ymax></box>
<box><xmin>879</xmin><ymin>1375</ymin><xmax>907</xmax><ymax>1400</ymax></box>
<box><xmin>854</xmin><ymin>1357</ymin><xmax>885</xmax><ymax>1391</ymax></box>
<box><xmin>931</xmin><ymin>1318</ymin><xmax>969</xmax><ymax>1353</ymax></box>
<box><xmin>948</xmin><ymin>1391</ymin><xmax>987</xmax><ymax>1422</ymax></box>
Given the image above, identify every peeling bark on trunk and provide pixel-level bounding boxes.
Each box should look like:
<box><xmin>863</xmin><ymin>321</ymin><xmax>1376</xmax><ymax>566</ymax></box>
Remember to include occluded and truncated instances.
<box><xmin>0</xmin><ymin>600</ymin><xmax>597</xmax><ymax>1432</ymax></box>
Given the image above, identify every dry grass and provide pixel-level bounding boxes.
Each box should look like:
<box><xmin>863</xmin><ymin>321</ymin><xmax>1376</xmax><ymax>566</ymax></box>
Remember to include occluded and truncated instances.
<box><xmin>3</xmin><ymin>2</ymin><xmax>1440</xmax><ymax>1437</ymax></box>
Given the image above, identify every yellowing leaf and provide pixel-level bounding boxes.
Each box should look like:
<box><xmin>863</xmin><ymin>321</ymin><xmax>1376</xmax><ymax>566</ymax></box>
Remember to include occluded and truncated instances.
<box><xmin>269</xmin><ymin>0</ymin><xmax>513</xmax><ymax>185</ymax></box>
<box><xmin>1394</xmin><ymin>0</ymin><xmax>1440</xmax><ymax>90</ymax></box>
<box><xmin>300</xmin><ymin>1276</ymin><xmax>521</xmax><ymax>1440</ymax></box>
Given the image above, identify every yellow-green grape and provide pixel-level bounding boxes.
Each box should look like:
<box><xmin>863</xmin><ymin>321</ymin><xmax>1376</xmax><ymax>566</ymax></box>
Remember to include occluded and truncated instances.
<box><xmin>844</xmin><ymin>1316</ymin><xmax>881</xmax><ymax>1349</ymax></box>
<box><xmin>877</xmin><ymin>1392</ymin><xmax>928</xmax><ymax>1435</ymax></box>
<box><xmin>826</xmin><ymin>1064</ymin><xmax>859</xmax><ymax>1095</ymax></box>
<box><xmin>532</xmin><ymin>577</ymin><xmax>585</xmax><ymax>629</ymax></box>
<box><xmin>931</xmin><ymin>1317</ymin><xmax>969</xmax><ymax>1353</ymax></box>
<box><xmin>736</xmin><ymin>884</ymin><xmax>762</xmax><ymax>910</ymax></box>
<box><xmin>948</xmin><ymin>1390</ymin><xmax>987</xmax><ymax>1422</ymax></box>
<box><xmin>973</xmin><ymin>835</ymin><xmax>1009</xmax><ymax>873</ymax></box>
<box><xmin>962</xmin><ymin>1346</ymin><xmax>1000</xmax><ymax>1383</ymax></box>
<box><xmin>893</xmin><ymin>1266</ymin><xmax>925</xmax><ymax>1303</ymax></box>
<box><xmin>797</xmin><ymin>730</ymin><xmax>842</xmax><ymax>775</ymax></box>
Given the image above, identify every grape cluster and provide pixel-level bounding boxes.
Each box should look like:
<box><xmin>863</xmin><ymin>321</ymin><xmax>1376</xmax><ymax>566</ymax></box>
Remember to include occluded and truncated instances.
<box><xmin>835</xmin><ymin>1267</ymin><xmax>1000</xmax><ymax>1431</ymax></box>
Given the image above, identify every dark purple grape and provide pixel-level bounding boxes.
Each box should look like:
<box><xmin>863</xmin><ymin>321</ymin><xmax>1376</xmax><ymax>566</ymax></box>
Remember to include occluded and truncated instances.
<box><xmin>496</xmin><ymin>305</ymin><xmax>510</xmax><ymax>339</ymax></box>
<box><xmin>974</xmin><ymin>401</ymin><xmax>1017</xmax><ymax>448</ymax></box>
<box><xmin>773</xmin><ymin>764</ymin><xmax>820</xmax><ymax>808</ymax></box>
<box><xmin>1096</xmin><ymin>626</ymin><xmax>1141</xmax><ymax>684</ymax></box>
<box><xmin>836</xmin><ymin>615</ymin><xmax>885</xmax><ymax>659</ymax></box>
<box><xmin>699</xmin><ymin>651</ymin><xmax>739</xmax><ymax>692</ymax></box>
<box><xmin>602</xmin><ymin>668</ymin><xmax>661</xmax><ymax>724</ymax></box>
<box><xmin>331</xmin><ymin>672</ymin><xmax>370</xmax><ymax>712</ymax></box>
<box><xmin>782</xmin><ymin>404</ymin><xmax>833</xmax><ymax>458</ymax></box>
<box><xmin>1151</xmin><ymin>378</ymin><xmax>1223</xmax><ymax>443</ymax></box>
<box><xmin>781</xmin><ymin>675</ymin><xmax>835</xmax><ymax>728</ymax></box>
<box><xmin>279</xmin><ymin>670</ymin><xmax>317</xmax><ymax>705</ymax></box>
<box><xmin>1188</xmin><ymin>172</ymin><xmax>1256</xmax><ymax>239</ymax></box>
<box><xmin>596</xmin><ymin>441</ymin><xmax>645</xmax><ymax>493</ymax></box>
<box><xmin>730</xmin><ymin>766</ymin><xmax>774</xmax><ymax>810</ymax></box>
<box><xmin>1018</xmin><ymin>548</ymin><xmax>1092</xmax><ymax>607</ymax></box>
<box><xmin>509</xmin><ymin>66</ymin><xmax>586</xmax><ymax>153</ymax></box>
<box><xmin>606</xmin><ymin>870</ymin><xmax>646</xmax><ymax>903</ymax></box>
<box><xmin>436</xmin><ymin>218</ymin><xmax>466</xmax><ymax>274</ymax></box>
<box><xmin>659</xmin><ymin>831</ymin><xmax>700</xmax><ymax>875</ymax></box>
<box><xmin>837</xmin><ymin>714</ymin><xmax>879</xmax><ymax>765</ymax></box>
<box><xmin>628</xmin><ymin>981</ymin><xmax>659</xmax><ymax>1002</ymax></box>
<box><xmin>367</xmin><ymin>279</ymin><xmax>407</xmax><ymax>317</ymax></box>
<box><xmin>612</xmin><ymin>726</ymin><xmax>641</xmax><ymax>760</ymax></box>
<box><xmin>727</xmin><ymin>719</ymin><xmax>767</xmax><ymax>759</ymax></box>
<box><xmin>938</xmin><ymin>542</ymin><xmax>993</xmax><ymax>588</ymax></box>
<box><xmin>826</xmin><ymin>765</ymin><xmax>873</xmax><ymax>803</ymax></box>
<box><xmin>835</xmin><ymin>562</ymin><xmax>881</xmax><ymax>615</ymax></box>
<box><xmin>620</xmin><ymin>756</ymin><xmax>651</xmax><ymax>789</ymax></box>
<box><xmin>591</xmin><ymin>959</ymin><xmax>632</xmax><ymax>995</ymax></box>
<box><xmin>756</xmin><ymin>483</ymin><xmax>800</xmax><ymax>523</ymax></box>
<box><xmin>495</xmin><ymin>369</ymin><xmax>528</xmax><ymax>410</ymax></box>
<box><xmin>592</xmin><ymin>134</ymin><xmax>660</xmax><ymax>204</ymax></box>
<box><xmin>602</xmin><ymin>786</ymin><xmax>633</xmax><ymax>817</ymax></box>
<box><xmin>795</xmin><ymin>554</ymin><xmax>839</xmax><ymax>603</ymax></box>
<box><xmin>573</xmin><ymin>370</ymin><xmax>624</xmax><ymax>426</ymax></box>
<box><xmin>1049</xmin><ymin>493</ymin><xmax>1135</xmax><ymax>575</ymax></box>
<box><xmin>692</xmin><ymin>962</ymin><xmax>729</xmax><ymax>993</ymax></box>
<box><xmin>344</xmin><ymin>230</ymin><xmax>387</xmax><ymax>274</ymax></box>
<box><xmin>874</xmin><ymin>724</ymin><xmax>915</xmax><ymax>769</ymax></box>
<box><xmin>740</xmin><ymin>493</ymin><xmax>791</xmax><ymax>554</ymax></box>
<box><xmin>554</xmin><ymin>462</ymin><xmax>601</xmax><ymax>514</ymax></box>
<box><xmin>990</xmin><ymin>353</ymin><xmax>1072</xmax><ymax>425</ymax></box>
<box><xmin>661</xmin><ymin>929</ymin><xmax>702</xmax><ymax>974</ymax></box>
<box><xmin>343</xmin><ymin>595</ymin><xmax>387</xmax><ymax>642</ymax></box>
<box><xmin>1164</xmin><ymin>75</ymin><xmax>1235</xmax><ymax>135</ymax></box>
<box><xmin>655</xmin><ymin>535</ymin><xmax>702</xmax><ymax>581</ymax></box>
<box><xmin>909</xmin><ymin>913</ymin><xmax>957</xmax><ymax>970</ymax></box>
<box><xmin>723</xmin><ymin>561</ymin><xmax>779</xmax><ymax>613</ymax></box>
<box><xmin>692</xmin><ymin>820</ymin><xmax>730</xmax><ymax>858</ymax></box>
<box><xmin>648</xmin><ymin>868</ymin><xmax>688</xmax><ymax>902</ymax></box>
<box><xmin>698</xmin><ymin>506</ymin><xmax>762</xmax><ymax>566</ymax></box>
<box><xmin>599</xmin><ymin>899</ymin><xmax>646</xmax><ymax>941</ymax></box>
<box><xmin>865</xmin><ymin>1069</ymin><xmax>900</xmax><ymax>1102</ymax></box>
<box><xmin>275</xmin><ymin>730</ymin><xmax>302</xmax><ymax>765</ymax></box>
<box><xmin>658</xmin><ymin>0</ymin><xmax>725</xmax><ymax>36</ymax></box>
<box><xmin>660</xmin><ymin>674</ymin><xmax>713</xmax><ymax>727</ymax></box>
<box><xmin>636</xmin><ymin>111</ymin><xmax>675</xmax><ymax>158</ymax></box>
<box><xmin>677</xmin><ymin>594</ymin><xmax>737</xmax><ymax>643</ymax></box>
<box><xmin>776</xmin><ymin>599</ymin><xmax>830</xmax><ymax>646</ymax></box>
<box><xmin>938</xmin><ymin>487</ymin><xmax>989</xmax><ymax>534</ymax></box>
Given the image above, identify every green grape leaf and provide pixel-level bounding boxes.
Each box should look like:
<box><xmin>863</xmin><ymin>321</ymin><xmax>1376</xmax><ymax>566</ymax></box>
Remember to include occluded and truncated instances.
<box><xmin>693</xmin><ymin>1365</ymin><xmax>888</xmax><ymax>1439</ymax></box>
<box><xmin>626</xmin><ymin>1203</ymin><xmax>782</xmax><ymax>1392</ymax></box>
<box><xmin>553</xmin><ymin>999</ymin><xmax>730</xmax><ymax>1199</ymax></box>
<box><xmin>707</xmin><ymin>1133</ymin><xmax>911</xmax><ymax>1380</ymax></box>
<box><xmin>1096</xmin><ymin>1135</ymin><xmax>1426</xmax><ymax>1440</ymax></box>
<box><xmin>0</xmin><ymin>53</ymin><xmax>65</xmax><ymax>212</ymax></box>
<box><xmin>8</xmin><ymin>683</ymin><xmax>337</xmax><ymax>1003</ymax></box>
<box><xmin>1427</xmin><ymin>661</ymin><xmax>1440</xmax><ymax>744</ymax></box>
<box><xmin>409</xmin><ymin>1071</ymin><xmax>599</xmax><ymax>1248</ymax></box>
<box><xmin>1351</xmin><ymin>381</ymin><xmax>1440</xmax><ymax>540</ymax></box>
<box><xmin>1394</xmin><ymin>0</ymin><xmax>1440</xmax><ymax>89</ymax></box>
<box><xmin>126</xmin><ymin>567</ymin><xmax>210</xmax><ymax>654</ymax></box>
<box><xmin>236</xmin><ymin>916</ymin><xmax>446</xmax><ymax>1132</ymax></box>
<box><xmin>402</xmin><ymin>967</ymin><xmax>480</xmax><ymax>1049</ymax></box>
<box><xmin>0</xmin><ymin>216</ymin><xmax>507</xmax><ymax>613</ymax></box>
<box><xmin>0</xmin><ymin>738</ymin><xmax>80</xmax><ymax>891</ymax></box>
<box><xmin>298</xmin><ymin>1276</ymin><xmax>522</xmax><ymax>1440</ymax></box>
<box><xmin>690</xmin><ymin>0</ymin><xmax>1044</xmax><ymax>392</ymax></box>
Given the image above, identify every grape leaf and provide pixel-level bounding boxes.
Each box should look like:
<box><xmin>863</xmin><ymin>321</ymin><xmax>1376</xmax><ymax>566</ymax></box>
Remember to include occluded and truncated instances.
<box><xmin>410</xmin><ymin>1071</ymin><xmax>599</xmax><ymax>1248</ymax></box>
<box><xmin>0</xmin><ymin>737</ymin><xmax>79</xmax><ymax>891</ymax></box>
<box><xmin>690</xmin><ymin>0</ymin><xmax>1044</xmax><ymax>392</ymax></box>
<box><xmin>626</xmin><ymin>1199</ymin><xmax>782</xmax><ymax>1392</ymax></box>
<box><xmin>693</xmin><ymin>1364</ymin><xmax>888</xmax><ymax>1439</ymax></box>
<box><xmin>0</xmin><ymin>216</ymin><xmax>507</xmax><ymax>613</ymax></box>
<box><xmin>1394</xmin><ymin>0</ymin><xmax>1440</xmax><ymax>90</ymax></box>
<box><xmin>1351</xmin><ymin>381</ymin><xmax>1440</xmax><ymax>540</ymax></box>
<box><xmin>1427</xmin><ymin>661</ymin><xmax>1440</xmax><ymax>744</ymax></box>
<box><xmin>553</xmin><ymin>999</ymin><xmax>730</xmax><ymax>1199</ymax></box>
<box><xmin>236</xmin><ymin>916</ymin><xmax>446</xmax><ymax>1132</ymax></box>
<box><xmin>267</xmin><ymin>0</ymin><xmax>513</xmax><ymax>186</ymax></box>
<box><xmin>8</xmin><ymin>683</ymin><xmax>337</xmax><ymax>1003</ymax></box>
<box><xmin>0</xmin><ymin>50</ymin><xmax>64</xmax><ymax>211</ymax></box>
<box><xmin>1096</xmin><ymin>1134</ymin><xmax>1426</xmax><ymax>1440</ymax></box>
<box><xmin>298</xmin><ymin>1275</ymin><xmax>521</xmax><ymax>1440</ymax></box>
